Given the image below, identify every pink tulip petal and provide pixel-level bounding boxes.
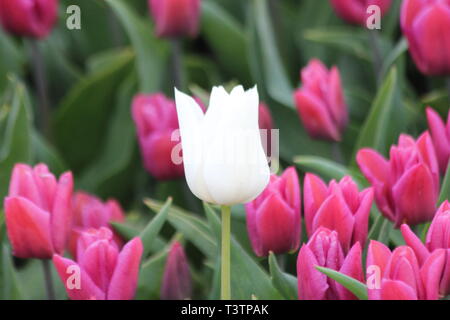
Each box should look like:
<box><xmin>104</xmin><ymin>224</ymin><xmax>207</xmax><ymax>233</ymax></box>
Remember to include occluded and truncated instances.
<box><xmin>366</xmin><ymin>240</ymin><xmax>391</xmax><ymax>300</ymax></box>
<box><xmin>352</xmin><ymin>188</ymin><xmax>373</xmax><ymax>248</ymax></box>
<box><xmin>420</xmin><ymin>249</ymin><xmax>446</xmax><ymax>300</ymax></box>
<box><xmin>107</xmin><ymin>237</ymin><xmax>143</xmax><ymax>300</ymax></box>
<box><xmin>337</xmin><ymin>243</ymin><xmax>363</xmax><ymax>300</ymax></box>
<box><xmin>297</xmin><ymin>245</ymin><xmax>329</xmax><ymax>300</ymax></box>
<box><xmin>380</xmin><ymin>280</ymin><xmax>418</xmax><ymax>300</ymax></box>
<box><xmin>426</xmin><ymin>107</ymin><xmax>450</xmax><ymax>174</ymax></box>
<box><xmin>53</xmin><ymin>255</ymin><xmax>105</xmax><ymax>300</ymax></box>
<box><xmin>51</xmin><ymin>172</ymin><xmax>73</xmax><ymax>254</ymax></box>
<box><xmin>400</xmin><ymin>224</ymin><xmax>430</xmax><ymax>265</ymax></box>
<box><xmin>303</xmin><ymin>173</ymin><xmax>328</xmax><ymax>236</ymax></box>
<box><xmin>4</xmin><ymin>197</ymin><xmax>53</xmax><ymax>259</ymax></box>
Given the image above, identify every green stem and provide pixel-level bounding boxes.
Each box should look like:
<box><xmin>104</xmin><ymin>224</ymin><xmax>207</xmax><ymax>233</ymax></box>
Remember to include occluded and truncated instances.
<box><xmin>221</xmin><ymin>205</ymin><xmax>231</xmax><ymax>300</ymax></box>
<box><xmin>41</xmin><ymin>259</ymin><xmax>55</xmax><ymax>300</ymax></box>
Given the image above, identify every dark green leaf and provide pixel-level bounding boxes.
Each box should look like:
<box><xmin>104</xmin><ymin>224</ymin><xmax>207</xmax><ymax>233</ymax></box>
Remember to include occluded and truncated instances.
<box><xmin>268</xmin><ymin>252</ymin><xmax>297</xmax><ymax>300</ymax></box>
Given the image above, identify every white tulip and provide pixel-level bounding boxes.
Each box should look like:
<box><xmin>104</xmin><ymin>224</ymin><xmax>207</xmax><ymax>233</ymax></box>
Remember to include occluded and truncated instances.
<box><xmin>174</xmin><ymin>85</ymin><xmax>270</xmax><ymax>205</ymax></box>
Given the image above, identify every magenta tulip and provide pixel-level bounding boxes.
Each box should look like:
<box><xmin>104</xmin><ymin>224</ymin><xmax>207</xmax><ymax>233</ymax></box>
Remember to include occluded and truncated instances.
<box><xmin>330</xmin><ymin>0</ymin><xmax>392</xmax><ymax>25</ymax></box>
<box><xmin>132</xmin><ymin>93</ymin><xmax>184</xmax><ymax>180</ymax></box>
<box><xmin>0</xmin><ymin>0</ymin><xmax>58</xmax><ymax>38</ymax></box>
<box><xmin>4</xmin><ymin>163</ymin><xmax>73</xmax><ymax>259</ymax></box>
<box><xmin>366</xmin><ymin>240</ymin><xmax>445</xmax><ymax>300</ymax></box>
<box><xmin>401</xmin><ymin>201</ymin><xmax>450</xmax><ymax>297</ymax></box>
<box><xmin>297</xmin><ymin>227</ymin><xmax>363</xmax><ymax>300</ymax></box>
<box><xmin>68</xmin><ymin>191</ymin><xmax>125</xmax><ymax>258</ymax></box>
<box><xmin>161</xmin><ymin>242</ymin><xmax>192</xmax><ymax>300</ymax></box>
<box><xmin>357</xmin><ymin>133</ymin><xmax>440</xmax><ymax>227</ymax></box>
<box><xmin>426</xmin><ymin>107</ymin><xmax>450</xmax><ymax>174</ymax></box>
<box><xmin>53</xmin><ymin>227</ymin><xmax>143</xmax><ymax>300</ymax></box>
<box><xmin>148</xmin><ymin>0</ymin><xmax>200</xmax><ymax>38</ymax></box>
<box><xmin>245</xmin><ymin>167</ymin><xmax>301</xmax><ymax>257</ymax></box>
<box><xmin>304</xmin><ymin>173</ymin><xmax>373</xmax><ymax>253</ymax></box>
<box><xmin>401</xmin><ymin>0</ymin><xmax>450</xmax><ymax>75</ymax></box>
<box><xmin>294</xmin><ymin>59</ymin><xmax>348</xmax><ymax>141</ymax></box>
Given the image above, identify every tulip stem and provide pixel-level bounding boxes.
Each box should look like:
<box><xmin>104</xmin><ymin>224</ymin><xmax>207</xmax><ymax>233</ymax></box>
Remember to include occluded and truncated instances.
<box><xmin>30</xmin><ymin>40</ymin><xmax>51</xmax><ymax>140</ymax></box>
<box><xmin>221</xmin><ymin>205</ymin><xmax>231</xmax><ymax>300</ymax></box>
<box><xmin>171</xmin><ymin>39</ymin><xmax>183</xmax><ymax>90</ymax></box>
<box><xmin>368</xmin><ymin>29</ymin><xmax>383</xmax><ymax>84</ymax></box>
<box><xmin>41</xmin><ymin>259</ymin><xmax>55</xmax><ymax>300</ymax></box>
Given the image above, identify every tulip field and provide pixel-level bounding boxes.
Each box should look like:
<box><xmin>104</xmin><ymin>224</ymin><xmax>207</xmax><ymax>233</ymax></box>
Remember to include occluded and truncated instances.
<box><xmin>1</xmin><ymin>0</ymin><xmax>450</xmax><ymax>302</ymax></box>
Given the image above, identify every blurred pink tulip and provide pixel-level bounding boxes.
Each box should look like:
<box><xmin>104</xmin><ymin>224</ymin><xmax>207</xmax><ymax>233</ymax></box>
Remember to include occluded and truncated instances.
<box><xmin>132</xmin><ymin>93</ymin><xmax>184</xmax><ymax>180</ymax></box>
<box><xmin>304</xmin><ymin>174</ymin><xmax>373</xmax><ymax>253</ymax></box>
<box><xmin>366</xmin><ymin>240</ymin><xmax>445</xmax><ymax>300</ymax></box>
<box><xmin>161</xmin><ymin>242</ymin><xmax>192</xmax><ymax>300</ymax></box>
<box><xmin>401</xmin><ymin>0</ymin><xmax>450</xmax><ymax>75</ymax></box>
<box><xmin>148</xmin><ymin>0</ymin><xmax>200</xmax><ymax>38</ymax></box>
<box><xmin>401</xmin><ymin>200</ymin><xmax>450</xmax><ymax>297</ymax></box>
<box><xmin>330</xmin><ymin>0</ymin><xmax>392</xmax><ymax>25</ymax></box>
<box><xmin>0</xmin><ymin>0</ymin><xmax>58</xmax><ymax>38</ymax></box>
<box><xmin>297</xmin><ymin>227</ymin><xmax>363</xmax><ymax>300</ymax></box>
<box><xmin>4</xmin><ymin>163</ymin><xmax>73</xmax><ymax>259</ymax></box>
<box><xmin>68</xmin><ymin>191</ymin><xmax>125</xmax><ymax>258</ymax></box>
<box><xmin>258</xmin><ymin>102</ymin><xmax>273</xmax><ymax>131</ymax></box>
<box><xmin>53</xmin><ymin>227</ymin><xmax>143</xmax><ymax>300</ymax></box>
<box><xmin>294</xmin><ymin>59</ymin><xmax>348</xmax><ymax>142</ymax></box>
<box><xmin>357</xmin><ymin>133</ymin><xmax>440</xmax><ymax>227</ymax></box>
<box><xmin>245</xmin><ymin>167</ymin><xmax>301</xmax><ymax>257</ymax></box>
<box><xmin>426</xmin><ymin>107</ymin><xmax>450</xmax><ymax>174</ymax></box>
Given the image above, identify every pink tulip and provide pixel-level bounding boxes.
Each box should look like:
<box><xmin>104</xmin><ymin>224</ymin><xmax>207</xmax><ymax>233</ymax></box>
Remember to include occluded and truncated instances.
<box><xmin>297</xmin><ymin>227</ymin><xmax>363</xmax><ymax>300</ymax></box>
<box><xmin>68</xmin><ymin>191</ymin><xmax>125</xmax><ymax>258</ymax></box>
<box><xmin>426</xmin><ymin>107</ymin><xmax>450</xmax><ymax>174</ymax></box>
<box><xmin>401</xmin><ymin>201</ymin><xmax>450</xmax><ymax>297</ymax></box>
<box><xmin>304</xmin><ymin>174</ymin><xmax>373</xmax><ymax>253</ymax></box>
<box><xmin>53</xmin><ymin>227</ymin><xmax>143</xmax><ymax>300</ymax></box>
<box><xmin>258</xmin><ymin>102</ymin><xmax>273</xmax><ymax>131</ymax></box>
<box><xmin>401</xmin><ymin>0</ymin><xmax>450</xmax><ymax>75</ymax></box>
<box><xmin>132</xmin><ymin>93</ymin><xmax>184</xmax><ymax>180</ymax></box>
<box><xmin>357</xmin><ymin>133</ymin><xmax>440</xmax><ymax>227</ymax></box>
<box><xmin>161</xmin><ymin>242</ymin><xmax>192</xmax><ymax>300</ymax></box>
<box><xmin>4</xmin><ymin>163</ymin><xmax>73</xmax><ymax>259</ymax></box>
<box><xmin>366</xmin><ymin>240</ymin><xmax>445</xmax><ymax>300</ymax></box>
<box><xmin>148</xmin><ymin>0</ymin><xmax>200</xmax><ymax>38</ymax></box>
<box><xmin>330</xmin><ymin>0</ymin><xmax>392</xmax><ymax>25</ymax></box>
<box><xmin>245</xmin><ymin>167</ymin><xmax>301</xmax><ymax>257</ymax></box>
<box><xmin>0</xmin><ymin>0</ymin><xmax>58</xmax><ymax>38</ymax></box>
<box><xmin>293</xmin><ymin>59</ymin><xmax>348</xmax><ymax>142</ymax></box>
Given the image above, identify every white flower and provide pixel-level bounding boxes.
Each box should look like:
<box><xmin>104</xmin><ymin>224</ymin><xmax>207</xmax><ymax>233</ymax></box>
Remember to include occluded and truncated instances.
<box><xmin>174</xmin><ymin>85</ymin><xmax>270</xmax><ymax>205</ymax></box>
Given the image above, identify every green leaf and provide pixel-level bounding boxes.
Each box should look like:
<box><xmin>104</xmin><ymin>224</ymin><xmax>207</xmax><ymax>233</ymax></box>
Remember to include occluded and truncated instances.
<box><xmin>249</xmin><ymin>0</ymin><xmax>293</xmax><ymax>108</ymax></box>
<box><xmin>111</xmin><ymin>222</ymin><xmax>139</xmax><ymax>241</ymax></box>
<box><xmin>0</xmin><ymin>30</ymin><xmax>24</xmax><ymax>92</ymax></box>
<box><xmin>316</xmin><ymin>266</ymin><xmax>368</xmax><ymax>300</ymax></box>
<box><xmin>268</xmin><ymin>252</ymin><xmax>297</xmax><ymax>300</ymax></box>
<box><xmin>140</xmin><ymin>198</ymin><xmax>172</xmax><ymax>258</ymax></box>
<box><xmin>438</xmin><ymin>161</ymin><xmax>450</xmax><ymax>205</ymax></box>
<box><xmin>204</xmin><ymin>203</ymin><xmax>282</xmax><ymax>300</ymax></box>
<box><xmin>106</xmin><ymin>0</ymin><xmax>168</xmax><ymax>93</ymax></box>
<box><xmin>380</xmin><ymin>37</ymin><xmax>408</xmax><ymax>80</ymax></box>
<box><xmin>201</xmin><ymin>1</ymin><xmax>252</xmax><ymax>85</ymax></box>
<box><xmin>303</xmin><ymin>27</ymin><xmax>371</xmax><ymax>62</ymax></box>
<box><xmin>0</xmin><ymin>245</ymin><xmax>23</xmax><ymax>300</ymax></box>
<box><xmin>136</xmin><ymin>246</ymin><xmax>169</xmax><ymax>300</ymax></box>
<box><xmin>0</xmin><ymin>78</ymin><xmax>33</xmax><ymax>199</ymax></box>
<box><xmin>352</xmin><ymin>67</ymin><xmax>398</xmax><ymax>161</ymax></box>
<box><xmin>53</xmin><ymin>49</ymin><xmax>133</xmax><ymax>172</ymax></box>
<box><xmin>293</xmin><ymin>155</ymin><xmax>365</xmax><ymax>186</ymax></box>
<box><xmin>32</xmin><ymin>132</ymin><xmax>67</xmax><ymax>175</ymax></box>
<box><xmin>145</xmin><ymin>199</ymin><xmax>216</xmax><ymax>260</ymax></box>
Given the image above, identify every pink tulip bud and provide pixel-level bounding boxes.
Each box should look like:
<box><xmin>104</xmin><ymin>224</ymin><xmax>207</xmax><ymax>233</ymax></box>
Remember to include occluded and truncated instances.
<box><xmin>245</xmin><ymin>167</ymin><xmax>301</xmax><ymax>257</ymax></box>
<box><xmin>401</xmin><ymin>0</ymin><xmax>450</xmax><ymax>75</ymax></box>
<box><xmin>258</xmin><ymin>102</ymin><xmax>273</xmax><ymax>131</ymax></box>
<box><xmin>53</xmin><ymin>227</ymin><xmax>143</xmax><ymax>300</ymax></box>
<box><xmin>304</xmin><ymin>174</ymin><xmax>373</xmax><ymax>253</ymax></box>
<box><xmin>293</xmin><ymin>59</ymin><xmax>348</xmax><ymax>142</ymax></box>
<box><xmin>426</xmin><ymin>107</ymin><xmax>450</xmax><ymax>174</ymax></box>
<box><xmin>132</xmin><ymin>93</ymin><xmax>184</xmax><ymax>180</ymax></box>
<box><xmin>161</xmin><ymin>242</ymin><xmax>192</xmax><ymax>300</ymax></box>
<box><xmin>366</xmin><ymin>241</ymin><xmax>445</xmax><ymax>300</ymax></box>
<box><xmin>68</xmin><ymin>191</ymin><xmax>125</xmax><ymax>258</ymax></box>
<box><xmin>357</xmin><ymin>133</ymin><xmax>440</xmax><ymax>227</ymax></box>
<box><xmin>330</xmin><ymin>0</ymin><xmax>392</xmax><ymax>25</ymax></box>
<box><xmin>4</xmin><ymin>163</ymin><xmax>73</xmax><ymax>259</ymax></box>
<box><xmin>297</xmin><ymin>227</ymin><xmax>363</xmax><ymax>300</ymax></box>
<box><xmin>0</xmin><ymin>0</ymin><xmax>58</xmax><ymax>38</ymax></box>
<box><xmin>401</xmin><ymin>201</ymin><xmax>450</xmax><ymax>296</ymax></box>
<box><xmin>148</xmin><ymin>0</ymin><xmax>201</xmax><ymax>38</ymax></box>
